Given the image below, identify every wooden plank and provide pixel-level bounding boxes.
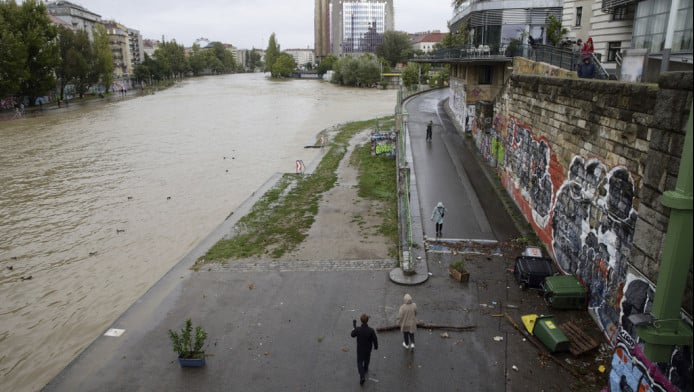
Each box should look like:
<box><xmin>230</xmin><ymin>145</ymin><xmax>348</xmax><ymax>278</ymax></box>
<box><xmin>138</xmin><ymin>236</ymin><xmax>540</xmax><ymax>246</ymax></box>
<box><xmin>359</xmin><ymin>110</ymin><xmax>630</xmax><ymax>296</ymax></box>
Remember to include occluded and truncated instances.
<box><xmin>561</xmin><ymin>321</ymin><xmax>599</xmax><ymax>356</ymax></box>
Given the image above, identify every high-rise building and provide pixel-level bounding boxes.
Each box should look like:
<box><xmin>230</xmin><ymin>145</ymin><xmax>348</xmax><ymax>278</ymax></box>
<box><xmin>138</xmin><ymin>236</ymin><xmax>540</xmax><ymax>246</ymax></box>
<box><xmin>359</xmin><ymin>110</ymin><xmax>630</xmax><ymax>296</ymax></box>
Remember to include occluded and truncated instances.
<box><xmin>314</xmin><ymin>0</ymin><xmax>331</xmax><ymax>60</ymax></box>
<box><xmin>315</xmin><ymin>0</ymin><xmax>394</xmax><ymax>58</ymax></box>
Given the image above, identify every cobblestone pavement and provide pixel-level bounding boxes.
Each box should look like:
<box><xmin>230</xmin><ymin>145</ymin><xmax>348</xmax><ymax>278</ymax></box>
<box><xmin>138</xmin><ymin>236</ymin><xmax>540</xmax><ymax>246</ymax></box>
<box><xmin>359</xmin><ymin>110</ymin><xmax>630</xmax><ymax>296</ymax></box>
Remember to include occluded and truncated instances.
<box><xmin>210</xmin><ymin>258</ymin><xmax>397</xmax><ymax>272</ymax></box>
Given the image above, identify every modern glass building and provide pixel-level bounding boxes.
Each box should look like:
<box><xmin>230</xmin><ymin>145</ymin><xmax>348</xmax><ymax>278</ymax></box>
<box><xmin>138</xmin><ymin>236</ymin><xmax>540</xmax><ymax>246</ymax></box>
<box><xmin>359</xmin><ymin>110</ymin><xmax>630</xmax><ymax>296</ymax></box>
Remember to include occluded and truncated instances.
<box><xmin>329</xmin><ymin>0</ymin><xmax>394</xmax><ymax>56</ymax></box>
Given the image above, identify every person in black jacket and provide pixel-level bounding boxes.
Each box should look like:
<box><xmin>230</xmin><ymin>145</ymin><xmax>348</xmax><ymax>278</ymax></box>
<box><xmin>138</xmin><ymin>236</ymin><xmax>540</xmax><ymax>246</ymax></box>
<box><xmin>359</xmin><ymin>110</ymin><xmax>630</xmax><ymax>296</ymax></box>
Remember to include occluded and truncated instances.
<box><xmin>350</xmin><ymin>313</ymin><xmax>378</xmax><ymax>385</ymax></box>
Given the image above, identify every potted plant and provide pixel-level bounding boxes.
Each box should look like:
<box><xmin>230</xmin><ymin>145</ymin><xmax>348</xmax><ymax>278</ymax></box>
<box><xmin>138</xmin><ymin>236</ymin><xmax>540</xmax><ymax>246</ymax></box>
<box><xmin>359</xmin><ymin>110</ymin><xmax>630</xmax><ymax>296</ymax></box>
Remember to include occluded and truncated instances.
<box><xmin>449</xmin><ymin>259</ymin><xmax>470</xmax><ymax>283</ymax></box>
<box><xmin>168</xmin><ymin>318</ymin><xmax>208</xmax><ymax>367</ymax></box>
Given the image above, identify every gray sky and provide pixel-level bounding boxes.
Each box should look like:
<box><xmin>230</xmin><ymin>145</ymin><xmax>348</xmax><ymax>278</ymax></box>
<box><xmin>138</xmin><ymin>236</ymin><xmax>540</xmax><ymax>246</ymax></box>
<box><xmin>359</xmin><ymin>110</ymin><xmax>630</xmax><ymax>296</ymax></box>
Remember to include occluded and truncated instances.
<box><xmin>72</xmin><ymin>0</ymin><xmax>455</xmax><ymax>49</ymax></box>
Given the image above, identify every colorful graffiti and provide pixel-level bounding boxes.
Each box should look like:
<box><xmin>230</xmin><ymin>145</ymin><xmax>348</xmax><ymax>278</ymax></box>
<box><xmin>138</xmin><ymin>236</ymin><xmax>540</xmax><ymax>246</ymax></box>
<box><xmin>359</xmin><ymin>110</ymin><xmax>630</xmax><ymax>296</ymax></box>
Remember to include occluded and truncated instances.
<box><xmin>608</xmin><ymin>328</ymin><xmax>678</xmax><ymax>392</ymax></box>
<box><xmin>552</xmin><ymin>157</ymin><xmax>638</xmax><ymax>342</ymax></box>
<box><xmin>615</xmin><ymin>275</ymin><xmax>694</xmax><ymax>392</ymax></box>
<box><xmin>504</xmin><ymin>117</ymin><xmax>554</xmax><ymax>229</ymax></box>
<box><xmin>370</xmin><ymin>131</ymin><xmax>397</xmax><ymax>157</ymax></box>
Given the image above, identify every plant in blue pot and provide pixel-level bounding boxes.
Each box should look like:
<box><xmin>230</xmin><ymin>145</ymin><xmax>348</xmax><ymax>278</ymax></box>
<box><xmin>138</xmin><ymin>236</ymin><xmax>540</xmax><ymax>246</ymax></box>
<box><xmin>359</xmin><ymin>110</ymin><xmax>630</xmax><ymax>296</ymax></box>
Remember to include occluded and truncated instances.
<box><xmin>168</xmin><ymin>318</ymin><xmax>208</xmax><ymax>367</ymax></box>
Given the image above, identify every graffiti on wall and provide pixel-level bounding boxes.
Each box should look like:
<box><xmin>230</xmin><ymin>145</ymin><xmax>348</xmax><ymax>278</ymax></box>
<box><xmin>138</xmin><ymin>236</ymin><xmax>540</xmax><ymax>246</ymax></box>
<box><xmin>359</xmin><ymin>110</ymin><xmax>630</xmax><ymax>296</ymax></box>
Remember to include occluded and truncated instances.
<box><xmin>552</xmin><ymin>157</ymin><xmax>638</xmax><ymax>342</ymax></box>
<box><xmin>370</xmin><ymin>131</ymin><xmax>397</xmax><ymax>157</ymax></box>
<box><xmin>612</xmin><ymin>274</ymin><xmax>694</xmax><ymax>392</ymax></box>
<box><xmin>449</xmin><ymin>80</ymin><xmax>466</xmax><ymax>128</ymax></box>
<box><xmin>608</xmin><ymin>328</ymin><xmax>678</xmax><ymax>392</ymax></box>
<box><xmin>504</xmin><ymin>117</ymin><xmax>554</xmax><ymax>229</ymax></box>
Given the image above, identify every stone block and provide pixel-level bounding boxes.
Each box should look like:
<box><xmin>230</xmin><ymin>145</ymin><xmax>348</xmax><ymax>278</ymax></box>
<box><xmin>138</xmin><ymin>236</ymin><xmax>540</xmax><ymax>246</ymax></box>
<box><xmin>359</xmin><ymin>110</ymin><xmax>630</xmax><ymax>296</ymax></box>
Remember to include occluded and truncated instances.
<box><xmin>633</xmin><ymin>218</ymin><xmax>665</xmax><ymax>260</ymax></box>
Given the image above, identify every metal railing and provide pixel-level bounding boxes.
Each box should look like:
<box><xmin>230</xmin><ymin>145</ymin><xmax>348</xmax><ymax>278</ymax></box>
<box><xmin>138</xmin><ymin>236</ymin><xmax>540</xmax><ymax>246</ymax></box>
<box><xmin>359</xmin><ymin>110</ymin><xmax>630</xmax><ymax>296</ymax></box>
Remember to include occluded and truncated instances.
<box><xmin>426</xmin><ymin>44</ymin><xmax>614</xmax><ymax>80</ymax></box>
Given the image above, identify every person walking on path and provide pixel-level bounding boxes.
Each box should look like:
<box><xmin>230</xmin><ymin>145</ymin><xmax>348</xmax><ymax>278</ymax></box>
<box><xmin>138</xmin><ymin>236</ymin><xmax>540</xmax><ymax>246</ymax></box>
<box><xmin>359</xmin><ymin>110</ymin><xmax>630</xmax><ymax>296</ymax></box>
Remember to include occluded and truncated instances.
<box><xmin>351</xmin><ymin>313</ymin><xmax>378</xmax><ymax>385</ymax></box>
<box><xmin>425</xmin><ymin>120</ymin><xmax>433</xmax><ymax>141</ymax></box>
<box><xmin>397</xmin><ymin>294</ymin><xmax>418</xmax><ymax>350</ymax></box>
<box><xmin>431</xmin><ymin>201</ymin><xmax>446</xmax><ymax>237</ymax></box>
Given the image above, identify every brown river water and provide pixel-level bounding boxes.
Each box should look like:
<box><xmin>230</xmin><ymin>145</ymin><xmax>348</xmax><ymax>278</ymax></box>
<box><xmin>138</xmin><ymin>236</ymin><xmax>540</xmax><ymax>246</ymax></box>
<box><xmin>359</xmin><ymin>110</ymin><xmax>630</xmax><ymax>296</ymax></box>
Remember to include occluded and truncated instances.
<box><xmin>0</xmin><ymin>73</ymin><xmax>396</xmax><ymax>391</ymax></box>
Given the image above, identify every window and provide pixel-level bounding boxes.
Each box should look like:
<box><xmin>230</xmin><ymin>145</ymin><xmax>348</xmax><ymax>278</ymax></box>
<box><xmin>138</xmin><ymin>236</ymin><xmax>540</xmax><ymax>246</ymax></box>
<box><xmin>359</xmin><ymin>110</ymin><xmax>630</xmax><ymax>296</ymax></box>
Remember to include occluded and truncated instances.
<box><xmin>478</xmin><ymin>66</ymin><xmax>492</xmax><ymax>85</ymax></box>
<box><xmin>607</xmin><ymin>42</ymin><xmax>621</xmax><ymax>62</ymax></box>
<box><xmin>612</xmin><ymin>6</ymin><xmax>627</xmax><ymax>21</ymax></box>
<box><xmin>576</xmin><ymin>7</ymin><xmax>583</xmax><ymax>27</ymax></box>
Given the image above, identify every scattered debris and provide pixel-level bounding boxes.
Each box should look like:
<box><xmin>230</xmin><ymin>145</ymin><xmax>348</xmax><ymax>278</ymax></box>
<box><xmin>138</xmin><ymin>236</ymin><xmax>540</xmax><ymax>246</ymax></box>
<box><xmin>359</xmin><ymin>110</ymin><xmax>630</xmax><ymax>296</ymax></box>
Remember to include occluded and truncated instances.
<box><xmin>21</xmin><ymin>275</ymin><xmax>32</xmax><ymax>280</ymax></box>
<box><xmin>248</xmin><ymin>283</ymin><xmax>254</xmax><ymax>290</ymax></box>
<box><xmin>341</xmin><ymin>347</ymin><xmax>349</xmax><ymax>352</ymax></box>
<box><xmin>512</xmin><ymin>365</ymin><xmax>519</xmax><ymax>371</ymax></box>
<box><xmin>493</xmin><ymin>336</ymin><xmax>504</xmax><ymax>342</ymax></box>
<box><xmin>377</xmin><ymin>322</ymin><xmax>476</xmax><ymax>333</ymax></box>
<box><xmin>440</xmin><ymin>332</ymin><xmax>450</xmax><ymax>339</ymax></box>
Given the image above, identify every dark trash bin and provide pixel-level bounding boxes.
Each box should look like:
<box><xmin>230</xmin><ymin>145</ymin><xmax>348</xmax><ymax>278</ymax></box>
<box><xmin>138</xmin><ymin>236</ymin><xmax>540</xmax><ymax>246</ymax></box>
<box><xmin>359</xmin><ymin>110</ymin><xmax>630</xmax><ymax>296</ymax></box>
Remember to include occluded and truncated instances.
<box><xmin>513</xmin><ymin>256</ymin><xmax>554</xmax><ymax>289</ymax></box>
<box><xmin>542</xmin><ymin>275</ymin><xmax>588</xmax><ymax>310</ymax></box>
<box><xmin>532</xmin><ymin>315</ymin><xmax>570</xmax><ymax>353</ymax></box>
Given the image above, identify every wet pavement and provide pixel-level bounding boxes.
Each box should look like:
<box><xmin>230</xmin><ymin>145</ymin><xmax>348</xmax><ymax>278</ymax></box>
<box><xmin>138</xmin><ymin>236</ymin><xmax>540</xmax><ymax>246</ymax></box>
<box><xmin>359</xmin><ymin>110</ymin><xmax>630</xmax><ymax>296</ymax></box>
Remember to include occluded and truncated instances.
<box><xmin>43</xmin><ymin>90</ymin><xmax>608</xmax><ymax>391</ymax></box>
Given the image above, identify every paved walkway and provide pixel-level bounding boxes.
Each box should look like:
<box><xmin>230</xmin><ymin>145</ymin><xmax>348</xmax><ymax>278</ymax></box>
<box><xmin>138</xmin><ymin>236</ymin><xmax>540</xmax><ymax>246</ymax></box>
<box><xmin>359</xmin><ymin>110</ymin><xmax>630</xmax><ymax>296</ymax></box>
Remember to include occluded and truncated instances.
<box><xmin>44</xmin><ymin>90</ymin><xmax>601</xmax><ymax>392</ymax></box>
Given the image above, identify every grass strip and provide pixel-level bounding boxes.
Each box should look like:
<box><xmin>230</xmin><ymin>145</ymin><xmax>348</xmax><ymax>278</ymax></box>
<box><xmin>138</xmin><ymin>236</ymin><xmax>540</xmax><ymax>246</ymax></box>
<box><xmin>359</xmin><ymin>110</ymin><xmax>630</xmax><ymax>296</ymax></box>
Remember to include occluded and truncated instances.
<box><xmin>196</xmin><ymin>116</ymin><xmax>395</xmax><ymax>267</ymax></box>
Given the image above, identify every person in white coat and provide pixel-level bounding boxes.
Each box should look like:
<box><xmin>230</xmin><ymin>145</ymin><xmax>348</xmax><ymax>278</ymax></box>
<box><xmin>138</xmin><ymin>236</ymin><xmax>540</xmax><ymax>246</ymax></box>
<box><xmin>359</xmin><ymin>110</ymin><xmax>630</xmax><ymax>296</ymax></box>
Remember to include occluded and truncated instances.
<box><xmin>431</xmin><ymin>202</ymin><xmax>446</xmax><ymax>237</ymax></box>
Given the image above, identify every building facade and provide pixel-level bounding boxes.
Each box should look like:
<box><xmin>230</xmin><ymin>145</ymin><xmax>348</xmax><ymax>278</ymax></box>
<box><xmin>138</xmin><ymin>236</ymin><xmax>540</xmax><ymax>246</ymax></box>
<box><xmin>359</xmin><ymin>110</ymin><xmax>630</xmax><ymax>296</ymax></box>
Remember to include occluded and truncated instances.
<box><xmin>47</xmin><ymin>0</ymin><xmax>102</xmax><ymax>41</ymax></box>
<box><xmin>285</xmin><ymin>49</ymin><xmax>316</xmax><ymax>69</ymax></box>
<box><xmin>450</xmin><ymin>0</ymin><xmax>564</xmax><ymax>52</ymax></box>
<box><xmin>314</xmin><ymin>0</ymin><xmax>394</xmax><ymax>57</ymax></box>
<box><xmin>103</xmin><ymin>20</ymin><xmax>133</xmax><ymax>82</ymax></box>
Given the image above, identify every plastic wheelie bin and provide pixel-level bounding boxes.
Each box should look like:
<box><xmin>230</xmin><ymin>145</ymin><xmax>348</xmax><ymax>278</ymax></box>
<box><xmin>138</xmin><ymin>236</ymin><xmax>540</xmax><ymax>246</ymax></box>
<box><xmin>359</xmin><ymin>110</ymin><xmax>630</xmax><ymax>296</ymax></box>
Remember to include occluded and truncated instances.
<box><xmin>541</xmin><ymin>275</ymin><xmax>587</xmax><ymax>310</ymax></box>
<box><xmin>513</xmin><ymin>256</ymin><xmax>554</xmax><ymax>289</ymax></box>
<box><xmin>532</xmin><ymin>315</ymin><xmax>570</xmax><ymax>352</ymax></box>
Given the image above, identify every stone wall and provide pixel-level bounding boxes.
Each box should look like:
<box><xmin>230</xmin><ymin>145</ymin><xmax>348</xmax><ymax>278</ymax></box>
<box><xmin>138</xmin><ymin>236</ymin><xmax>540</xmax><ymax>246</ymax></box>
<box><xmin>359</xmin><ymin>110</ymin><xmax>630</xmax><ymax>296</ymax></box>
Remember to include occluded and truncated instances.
<box><xmin>463</xmin><ymin>70</ymin><xmax>693</xmax><ymax>391</ymax></box>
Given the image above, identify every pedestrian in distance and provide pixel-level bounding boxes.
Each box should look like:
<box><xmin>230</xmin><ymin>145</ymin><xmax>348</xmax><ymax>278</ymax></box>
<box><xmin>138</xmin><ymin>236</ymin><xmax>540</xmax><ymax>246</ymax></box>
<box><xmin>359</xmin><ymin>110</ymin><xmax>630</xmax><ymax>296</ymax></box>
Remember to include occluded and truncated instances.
<box><xmin>425</xmin><ymin>120</ymin><xmax>433</xmax><ymax>141</ymax></box>
<box><xmin>351</xmin><ymin>313</ymin><xmax>378</xmax><ymax>386</ymax></box>
<box><xmin>581</xmin><ymin>37</ymin><xmax>594</xmax><ymax>58</ymax></box>
<box><xmin>397</xmin><ymin>293</ymin><xmax>418</xmax><ymax>350</ymax></box>
<box><xmin>431</xmin><ymin>201</ymin><xmax>446</xmax><ymax>237</ymax></box>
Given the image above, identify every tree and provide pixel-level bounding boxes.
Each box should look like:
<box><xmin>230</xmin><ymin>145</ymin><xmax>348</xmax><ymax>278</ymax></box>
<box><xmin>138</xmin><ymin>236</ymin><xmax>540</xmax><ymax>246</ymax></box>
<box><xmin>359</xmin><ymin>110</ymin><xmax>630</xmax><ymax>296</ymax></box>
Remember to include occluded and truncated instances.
<box><xmin>209</xmin><ymin>42</ymin><xmax>236</xmax><ymax>73</ymax></box>
<box><xmin>436</xmin><ymin>21</ymin><xmax>472</xmax><ymax>50</ymax></box>
<box><xmin>0</xmin><ymin>3</ymin><xmax>26</xmax><ymax>97</ymax></box>
<box><xmin>546</xmin><ymin>15</ymin><xmax>568</xmax><ymax>46</ymax></box>
<box><xmin>271</xmin><ymin>53</ymin><xmax>296</xmax><ymax>77</ymax></box>
<box><xmin>401</xmin><ymin>63</ymin><xmax>423</xmax><ymax>90</ymax></box>
<box><xmin>56</xmin><ymin>27</ymin><xmax>94</xmax><ymax>99</ymax></box>
<box><xmin>154</xmin><ymin>40</ymin><xmax>189</xmax><ymax>79</ymax></box>
<box><xmin>376</xmin><ymin>31</ymin><xmax>413</xmax><ymax>67</ymax></box>
<box><xmin>264</xmin><ymin>33</ymin><xmax>280</xmax><ymax>73</ymax></box>
<box><xmin>0</xmin><ymin>0</ymin><xmax>60</xmax><ymax>102</ymax></box>
<box><xmin>316</xmin><ymin>54</ymin><xmax>338</xmax><ymax>74</ymax></box>
<box><xmin>247</xmin><ymin>49</ymin><xmax>263</xmax><ymax>72</ymax></box>
<box><xmin>331</xmin><ymin>55</ymin><xmax>381</xmax><ymax>87</ymax></box>
<box><xmin>92</xmin><ymin>24</ymin><xmax>114</xmax><ymax>92</ymax></box>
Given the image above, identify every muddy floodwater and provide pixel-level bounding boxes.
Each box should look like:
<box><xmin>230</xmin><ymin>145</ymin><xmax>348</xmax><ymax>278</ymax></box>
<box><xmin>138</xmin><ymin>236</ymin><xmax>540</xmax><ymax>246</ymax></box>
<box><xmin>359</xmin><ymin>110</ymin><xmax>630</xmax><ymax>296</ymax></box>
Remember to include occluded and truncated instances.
<box><xmin>0</xmin><ymin>73</ymin><xmax>395</xmax><ymax>391</ymax></box>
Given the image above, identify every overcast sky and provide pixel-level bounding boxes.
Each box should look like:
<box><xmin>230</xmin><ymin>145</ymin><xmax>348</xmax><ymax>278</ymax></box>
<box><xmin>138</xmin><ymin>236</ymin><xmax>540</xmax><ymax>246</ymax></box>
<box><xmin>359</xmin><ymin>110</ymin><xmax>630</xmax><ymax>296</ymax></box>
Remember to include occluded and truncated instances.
<box><xmin>69</xmin><ymin>0</ymin><xmax>455</xmax><ymax>49</ymax></box>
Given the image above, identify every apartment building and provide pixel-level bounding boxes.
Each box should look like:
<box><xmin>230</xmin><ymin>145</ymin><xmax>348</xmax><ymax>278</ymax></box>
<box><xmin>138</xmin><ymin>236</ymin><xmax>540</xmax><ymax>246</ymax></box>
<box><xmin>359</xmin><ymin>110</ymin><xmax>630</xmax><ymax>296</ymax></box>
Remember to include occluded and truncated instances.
<box><xmin>285</xmin><ymin>48</ymin><xmax>316</xmax><ymax>69</ymax></box>
<box><xmin>47</xmin><ymin>0</ymin><xmax>102</xmax><ymax>41</ymax></box>
<box><xmin>562</xmin><ymin>0</ymin><xmax>693</xmax><ymax>81</ymax></box>
<box><xmin>103</xmin><ymin>20</ymin><xmax>133</xmax><ymax>80</ymax></box>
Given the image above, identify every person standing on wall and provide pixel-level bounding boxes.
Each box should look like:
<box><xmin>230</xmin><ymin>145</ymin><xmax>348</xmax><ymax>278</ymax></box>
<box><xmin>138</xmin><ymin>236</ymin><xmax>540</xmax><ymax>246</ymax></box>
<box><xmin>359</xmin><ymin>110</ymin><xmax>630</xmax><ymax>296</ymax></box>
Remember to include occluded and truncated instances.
<box><xmin>351</xmin><ymin>313</ymin><xmax>378</xmax><ymax>386</ymax></box>
<box><xmin>578</xmin><ymin>56</ymin><xmax>596</xmax><ymax>79</ymax></box>
<box><xmin>397</xmin><ymin>293</ymin><xmax>418</xmax><ymax>350</ymax></box>
<box><xmin>582</xmin><ymin>37</ymin><xmax>594</xmax><ymax>58</ymax></box>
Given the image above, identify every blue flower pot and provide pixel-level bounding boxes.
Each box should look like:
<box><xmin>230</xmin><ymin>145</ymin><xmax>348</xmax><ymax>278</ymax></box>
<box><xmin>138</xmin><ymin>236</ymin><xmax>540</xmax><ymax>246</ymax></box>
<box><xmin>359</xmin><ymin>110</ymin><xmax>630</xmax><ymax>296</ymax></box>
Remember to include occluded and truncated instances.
<box><xmin>178</xmin><ymin>353</ymin><xmax>205</xmax><ymax>368</ymax></box>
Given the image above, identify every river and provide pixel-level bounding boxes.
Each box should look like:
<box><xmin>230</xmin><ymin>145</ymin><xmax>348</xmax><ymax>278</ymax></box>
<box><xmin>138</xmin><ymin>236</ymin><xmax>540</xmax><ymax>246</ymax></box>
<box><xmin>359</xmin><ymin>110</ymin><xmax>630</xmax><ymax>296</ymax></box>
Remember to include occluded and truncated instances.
<box><xmin>0</xmin><ymin>73</ymin><xmax>396</xmax><ymax>391</ymax></box>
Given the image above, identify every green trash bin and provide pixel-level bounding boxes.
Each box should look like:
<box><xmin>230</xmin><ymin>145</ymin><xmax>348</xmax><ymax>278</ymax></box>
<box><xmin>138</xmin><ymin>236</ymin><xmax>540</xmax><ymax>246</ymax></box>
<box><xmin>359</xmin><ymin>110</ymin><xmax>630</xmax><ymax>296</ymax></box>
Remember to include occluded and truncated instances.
<box><xmin>532</xmin><ymin>315</ymin><xmax>570</xmax><ymax>353</ymax></box>
<box><xmin>542</xmin><ymin>275</ymin><xmax>588</xmax><ymax>310</ymax></box>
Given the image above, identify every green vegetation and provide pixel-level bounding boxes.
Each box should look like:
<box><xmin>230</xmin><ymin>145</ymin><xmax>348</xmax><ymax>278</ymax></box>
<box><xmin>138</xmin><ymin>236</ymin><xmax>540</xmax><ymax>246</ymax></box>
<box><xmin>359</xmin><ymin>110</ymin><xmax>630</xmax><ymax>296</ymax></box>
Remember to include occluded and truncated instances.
<box><xmin>0</xmin><ymin>0</ymin><xmax>59</xmax><ymax>100</ymax></box>
<box><xmin>331</xmin><ymin>54</ymin><xmax>382</xmax><ymax>87</ymax></box>
<box><xmin>350</xmin><ymin>128</ymin><xmax>398</xmax><ymax>245</ymax></box>
<box><xmin>376</xmin><ymin>31</ymin><xmax>416</xmax><ymax>67</ymax></box>
<box><xmin>264</xmin><ymin>33</ymin><xmax>281</xmax><ymax>74</ymax></box>
<box><xmin>449</xmin><ymin>259</ymin><xmax>465</xmax><ymax>272</ymax></box>
<box><xmin>272</xmin><ymin>53</ymin><xmax>297</xmax><ymax>77</ymax></box>
<box><xmin>168</xmin><ymin>319</ymin><xmax>207</xmax><ymax>359</ymax></box>
<box><xmin>401</xmin><ymin>62</ymin><xmax>431</xmax><ymax>90</ymax></box>
<box><xmin>546</xmin><ymin>15</ymin><xmax>569</xmax><ymax>46</ymax></box>
<box><xmin>198</xmin><ymin>116</ymin><xmax>397</xmax><ymax>265</ymax></box>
